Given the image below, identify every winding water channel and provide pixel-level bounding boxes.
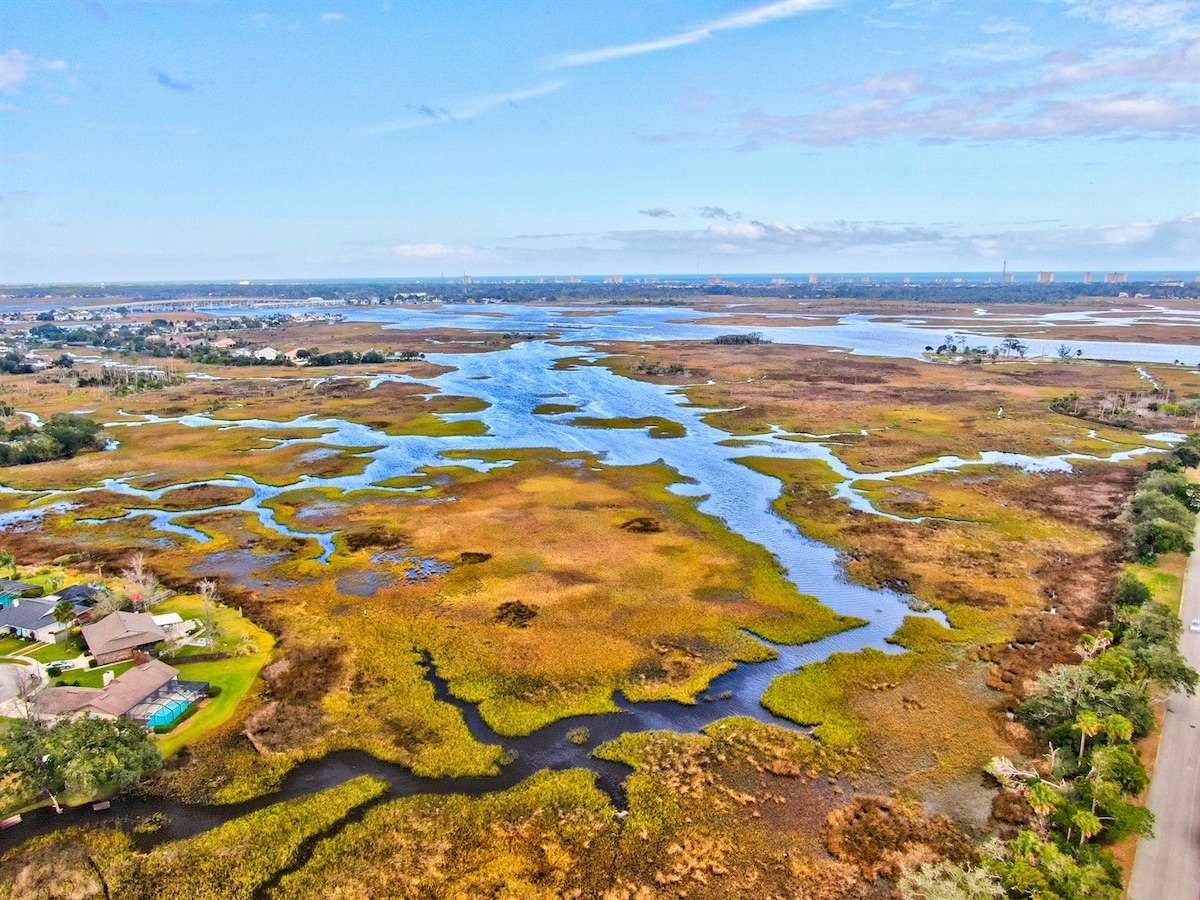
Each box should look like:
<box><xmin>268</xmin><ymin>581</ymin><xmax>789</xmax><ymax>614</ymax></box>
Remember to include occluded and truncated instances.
<box><xmin>1</xmin><ymin>307</ymin><xmax>1195</xmax><ymax>851</ymax></box>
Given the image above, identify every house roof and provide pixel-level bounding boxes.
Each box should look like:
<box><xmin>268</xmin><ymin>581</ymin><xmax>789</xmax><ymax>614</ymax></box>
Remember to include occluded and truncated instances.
<box><xmin>55</xmin><ymin>584</ymin><xmax>102</xmax><ymax>604</ymax></box>
<box><xmin>36</xmin><ymin>659</ymin><xmax>179</xmax><ymax>718</ymax></box>
<box><xmin>0</xmin><ymin>579</ymin><xmax>44</xmax><ymax>598</ymax></box>
<box><xmin>0</xmin><ymin>597</ymin><xmax>63</xmax><ymax>632</ymax></box>
<box><xmin>81</xmin><ymin>610</ymin><xmax>167</xmax><ymax>656</ymax></box>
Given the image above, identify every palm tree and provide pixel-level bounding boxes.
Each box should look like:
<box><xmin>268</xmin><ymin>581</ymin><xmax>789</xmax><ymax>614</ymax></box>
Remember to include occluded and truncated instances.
<box><xmin>1101</xmin><ymin>714</ymin><xmax>1134</xmax><ymax>744</ymax></box>
<box><xmin>1072</xmin><ymin>809</ymin><xmax>1103</xmax><ymax>846</ymax></box>
<box><xmin>1026</xmin><ymin>781</ymin><xmax>1060</xmax><ymax>829</ymax></box>
<box><xmin>0</xmin><ymin>550</ymin><xmax>16</xmax><ymax>580</ymax></box>
<box><xmin>1073</xmin><ymin>711</ymin><xmax>1104</xmax><ymax>760</ymax></box>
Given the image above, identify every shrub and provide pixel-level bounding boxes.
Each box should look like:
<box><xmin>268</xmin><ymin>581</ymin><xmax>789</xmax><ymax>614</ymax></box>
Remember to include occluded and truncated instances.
<box><xmin>1112</xmin><ymin>574</ymin><xmax>1151</xmax><ymax>609</ymax></box>
<box><xmin>1130</xmin><ymin>519</ymin><xmax>1194</xmax><ymax>562</ymax></box>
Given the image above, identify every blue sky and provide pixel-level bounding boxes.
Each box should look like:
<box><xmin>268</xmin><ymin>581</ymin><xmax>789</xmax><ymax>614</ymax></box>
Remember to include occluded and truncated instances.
<box><xmin>2</xmin><ymin>0</ymin><xmax>1198</xmax><ymax>281</ymax></box>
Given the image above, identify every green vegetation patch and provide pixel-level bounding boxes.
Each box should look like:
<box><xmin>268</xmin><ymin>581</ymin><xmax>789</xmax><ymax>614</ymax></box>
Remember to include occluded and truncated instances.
<box><xmin>569</xmin><ymin>415</ymin><xmax>686</xmax><ymax>439</ymax></box>
<box><xmin>532</xmin><ymin>403</ymin><xmax>579</xmax><ymax>415</ymax></box>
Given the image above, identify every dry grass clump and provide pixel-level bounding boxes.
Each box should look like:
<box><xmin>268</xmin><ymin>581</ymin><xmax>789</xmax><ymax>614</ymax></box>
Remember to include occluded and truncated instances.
<box><xmin>823</xmin><ymin>795</ymin><xmax>975</xmax><ymax>882</ymax></box>
<box><xmin>0</xmin><ymin>828</ymin><xmax>134</xmax><ymax>900</ymax></box>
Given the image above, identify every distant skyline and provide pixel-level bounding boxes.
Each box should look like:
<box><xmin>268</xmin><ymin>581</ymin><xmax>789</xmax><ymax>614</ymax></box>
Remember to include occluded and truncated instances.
<box><xmin>2</xmin><ymin>0</ymin><xmax>1198</xmax><ymax>282</ymax></box>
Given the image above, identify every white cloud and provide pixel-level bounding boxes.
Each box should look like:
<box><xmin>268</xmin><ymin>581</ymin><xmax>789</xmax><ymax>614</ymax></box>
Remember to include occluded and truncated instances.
<box><xmin>547</xmin><ymin>0</ymin><xmax>831</xmax><ymax>68</ymax></box>
<box><xmin>1061</xmin><ymin>0</ymin><xmax>1196</xmax><ymax>32</ymax></box>
<box><xmin>1046</xmin><ymin>38</ymin><xmax>1200</xmax><ymax>84</ymax></box>
<box><xmin>590</xmin><ymin>213</ymin><xmax>1200</xmax><ymax>266</ymax></box>
<box><xmin>321</xmin><ymin>12</ymin><xmax>345</xmax><ymax>22</ymax></box>
<box><xmin>0</xmin><ymin>49</ymin><xmax>32</xmax><ymax>92</ymax></box>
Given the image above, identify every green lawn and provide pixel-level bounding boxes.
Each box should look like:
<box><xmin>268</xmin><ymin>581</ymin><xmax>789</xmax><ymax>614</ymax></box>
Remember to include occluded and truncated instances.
<box><xmin>157</xmin><ymin>650</ymin><xmax>272</xmax><ymax>756</ymax></box>
<box><xmin>23</xmin><ymin>635</ymin><xmax>86</xmax><ymax>663</ymax></box>
<box><xmin>1127</xmin><ymin>553</ymin><xmax>1188</xmax><ymax>614</ymax></box>
<box><xmin>151</xmin><ymin>594</ymin><xmax>276</xmax><ymax>757</ymax></box>
<box><xmin>53</xmin><ymin>660</ymin><xmax>135</xmax><ymax>689</ymax></box>
<box><xmin>0</xmin><ymin>636</ymin><xmax>25</xmax><ymax>656</ymax></box>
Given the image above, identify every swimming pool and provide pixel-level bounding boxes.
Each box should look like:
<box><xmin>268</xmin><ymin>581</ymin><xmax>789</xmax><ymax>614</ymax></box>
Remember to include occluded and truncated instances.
<box><xmin>144</xmin><ymin>698</ymin><xmax>191</xmax><ymax>728</ymax></box>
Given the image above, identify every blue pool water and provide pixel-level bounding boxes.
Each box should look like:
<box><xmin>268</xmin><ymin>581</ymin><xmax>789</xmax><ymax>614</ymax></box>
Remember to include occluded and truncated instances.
<box><xmin>145</xmin><ymin>698</ymin><xmax>191</xmax><ymax>728</ymax></box>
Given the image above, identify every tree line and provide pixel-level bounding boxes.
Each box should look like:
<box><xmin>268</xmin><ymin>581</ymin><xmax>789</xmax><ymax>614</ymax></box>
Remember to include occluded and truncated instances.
<box><xmin>0</xmin><ymin>413</ymin><xmax>107</xmax><ymax>466</ymax></box>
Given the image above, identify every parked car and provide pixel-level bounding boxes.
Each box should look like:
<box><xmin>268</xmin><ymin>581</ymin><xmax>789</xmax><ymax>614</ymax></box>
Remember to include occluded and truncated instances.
<box><xmin>1190</xmin><ymin>619</ymin><xmax>1200</xmax><ymax>633</ymax></box>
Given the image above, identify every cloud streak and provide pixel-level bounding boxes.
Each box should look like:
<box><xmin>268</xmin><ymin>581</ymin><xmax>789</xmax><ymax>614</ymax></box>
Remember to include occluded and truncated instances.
<box><xmin>547</xmin><ymin>0</ymin><xmax>831</xmax><ymax>68</ymax></box>
<box><xmin>154</xmin><ymin>70</ymin><xmax>194</xmax><ymax>92</ymax></box>
<box><xmin>587</xmin><ymin>213</ymin><xmax>1200</xmax><ymax>264</ymax></box>
<box><xmin>353</xmin><ymin>80</ymin><xmax>566</xmax><ymax>137</ymax></box>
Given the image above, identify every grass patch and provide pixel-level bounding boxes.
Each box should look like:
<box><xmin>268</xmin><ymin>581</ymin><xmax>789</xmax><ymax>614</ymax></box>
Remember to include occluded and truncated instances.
<box><xmin>22</xmin><ymin>637</ymin><xmax>85</xmax><ymax>664</ymax></box>
<box><xmin>532</xmin><ymin>403</ymin><xmax>579</xmax><ymax>415</ymax></box>
<box><xmin>569</xmin><ymin>415</ymin><xmax>686</xmax><ymax>439</ymax></box>
<box><xmin>1126</xmin><ymin>554</ymin><xmax>1187</xmax><ymax>614</ymax></box>
<box><xmin>53</xmin><ymin>660</ymin><xmax>134</xmax><ymax>688</ymax></box>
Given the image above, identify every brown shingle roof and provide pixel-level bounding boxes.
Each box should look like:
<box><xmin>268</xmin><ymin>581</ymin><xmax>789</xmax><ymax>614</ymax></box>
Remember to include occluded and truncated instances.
<box><xmin>36</xmin><ymin>659</ymin><xmax>179</xmax><ymax>719</ymax></box>
<box><xmin>81</xmin><ymin>610</ymin><xmax>166</xmax><ymax>657</ymax></box>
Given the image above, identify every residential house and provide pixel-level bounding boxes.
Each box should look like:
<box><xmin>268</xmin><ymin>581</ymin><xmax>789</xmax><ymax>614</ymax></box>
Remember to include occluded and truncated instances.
<box><xmin>0</xmin><ymin>597</ymin><xmax>71</xmax><ymax>644</ymax></box>
<box><xmin>210</xmin><ymin>337</ymin><xmax>238</xmax><ymax>350</ymax></box>
<box><xmin>81</xmin><ymin>611</ymin><xmax>167</xmax><ymax>665</ymax></box>
<box><xmin>0</xmin><ymin>580</ymin><xmax>45</xmax><ymax>606</ymax></box>
<box><xmin>253</xmin><ymin>347</ymin><xmax>280</xmax><ymax>361</ymax></box>
<box><xmin>42</xmin><ymin>584</ymin><xmax>103</xmax><ymax>623</ymax></box>
<box><xmin>36</xmin><ymin>659</ymin><xmax>183</xmax><ymax>721</ymax></box>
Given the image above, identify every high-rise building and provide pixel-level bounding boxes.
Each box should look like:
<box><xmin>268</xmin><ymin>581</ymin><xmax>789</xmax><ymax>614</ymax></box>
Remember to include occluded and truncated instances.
<box><xmin>1002</xmin><ymin>273</ymin><xmax>1016</xmax><ymax>283</ymax></box>
<box><xmin>462</xmin><ymin>275</ymin><xmax>473</xmax><ymax>284</ymax></box>
<box><xmin>808</xmin><ymin>273</ymin><xmax>818</xmax><ymax>284</ymax></box>
<box><xmin>1083</xmin><ymin>272</ymin><xmax>1093</xmax><ymax>283</ymax></box>
<box><xmin>1104</xmin><ymin>272</ymin><xmax>1128</xmax><ymax>283</ymax></box>
<box><xmin>1037</xmin><ymin>271</ymin><xmax>1055</xmax><ymax>283</ymax></box>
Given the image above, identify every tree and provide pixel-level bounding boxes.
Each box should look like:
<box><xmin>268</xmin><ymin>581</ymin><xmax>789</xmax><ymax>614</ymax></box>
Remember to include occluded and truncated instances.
<box><xmin>0</xmin><ymin>550</ymin><xmax>16</xmax><ymax>579</ymax></box>
<box><xmin>1057</xmin><ymin>343</ymin><xmax>1073</xmax><ymax>361</ymax></box>
<box><xmin>198</xmin><ymin>578</ymin><xmax>220</xmax><ymax>646</ymax></box>
<box><xmin>897</xmin><ymin>860</ymin><xmax>1004</xmax><ymax>900</ymax></box>
<box><xmin>123</xmin><ymin>552</ymin><xmax>167</xmax><ymax>611</ymax></box>
<box><xmin>1073</xmin><ymin>710</ymin><xmax>1104</xmax><ymax>759</ymax></box>
<box><xmin>0</xmin><ymin>716</ymin><xmax>161</xmax><ymax>813</ymax></box>
<box><xmin>52</xmin><ymin>599</ymin><xmax>76</xmax><ymax>625</ymax></box>
<box><xmin>1112</xmin><ymin>573</ymin><xmax>1151</xmax><ymax>609</ymax></box>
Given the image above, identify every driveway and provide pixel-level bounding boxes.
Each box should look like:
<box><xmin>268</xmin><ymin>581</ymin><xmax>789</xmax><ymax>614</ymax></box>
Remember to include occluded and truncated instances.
<box><xmin>0</xmin><ymin>660</ymin><xmax>38</xmax><ymax>704</ymax></box>
<box><xmin>1128</xmin><ymin>525</ymin><xmax>1200</xmax><ymax>900</ymax></box>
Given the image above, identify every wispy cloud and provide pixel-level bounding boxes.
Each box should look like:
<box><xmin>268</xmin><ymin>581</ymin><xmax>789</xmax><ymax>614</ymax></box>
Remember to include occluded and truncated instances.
<box><xmin>547</xmin><ymin>0</ymin><xmax>831</xmax><ymax>69</ymax></box>
<box><xmin>393</xmin><ymin>242</ymin><xmax>465</xmax><ymax>259</ymax></box>
<box><xmin>154</xmin><ymin>70</ymin><xmax>195</xmax><ymax>92</ymax></box>
<box><xmin>639</xmin><ymin>208</ymin><xmax>674</xmax><ymax>218</ymax></box>
<box><xmin>0</xmin><ymin>50</ymin><xmax>32</xmax><ymax>93</ymax></box>
<box><xmin>639</xmin><ymin>130</ymin><xmax>708</xmax><ymax>144</ymax></box>
<box><xmin>649</xmin><ymin>34</ymin><xmax>1200</xmax><ymax>149</ymax></box>
<box><xmin>699</xmin><ymin>206</ymin><xmax>741</xmax><ymax>220</ymax></box>
<box><xmin>980</xmin><ymin>17</ymin><xmax>1032</xmax><ymax>35</ymax></box>
<box><xmin>321</xmin><ymin>12</ymin><xmax>345</xmax><ymax>23</ymax></box>
<box><xmin>1060</xmin><ymin>0</ymin><xmax>1197</xmax><ymax>33</ymax></box>
<box><xmin>353</xmin><ymin>80</ymin><xmax>566</xmax><ymax>138</ymax></box>
<box><xmin>1</xmin><ymin>50</ymin><xmax>69</xmax><ymax>94</ymax></box>
<box><xmin>587</xmin><ymin>213</ymin><xmax>1200</xmax><ymax>264</ymax></box>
